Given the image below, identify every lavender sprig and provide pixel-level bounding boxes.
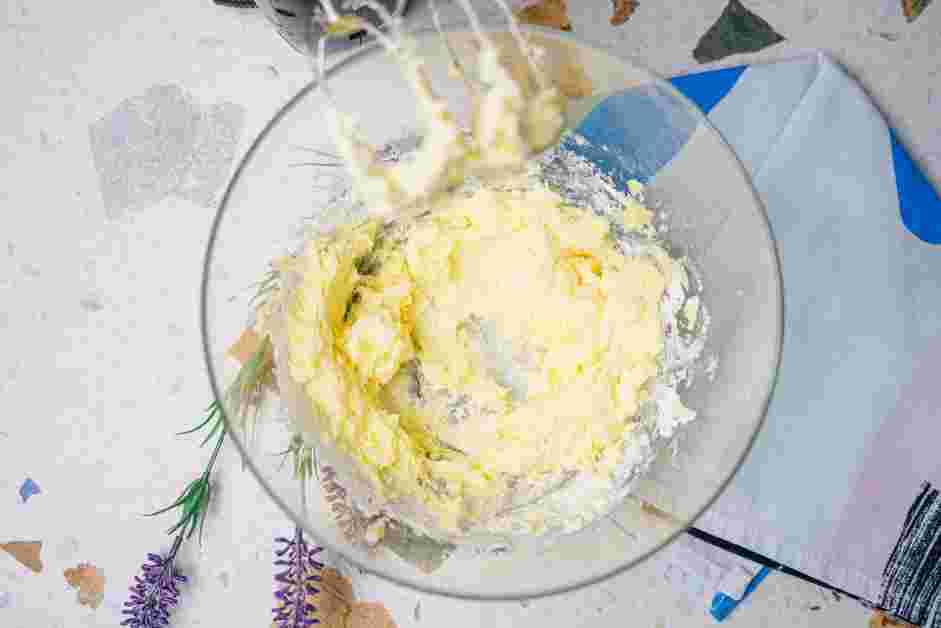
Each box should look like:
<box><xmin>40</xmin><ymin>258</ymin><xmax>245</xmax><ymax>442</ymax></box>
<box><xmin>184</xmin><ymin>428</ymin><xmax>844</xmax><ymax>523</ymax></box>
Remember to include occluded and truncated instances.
<box><xmin>124</xmin><ymin>401</ymin><xmax>224</xmax><ymax>628</ymax></box>
<box><xmin>273</xmin><ymin>526</ymin><xmax>325</xmax><ymax>628</ymax></box>
<box><xmin>121</xmin><ymin>533</ymin><xmax>188</xmax><ymax>628</ymax></box>
<box><xmin>127</xmin><ymin>278</ymin><xmax>281</xmax><ymax>627</ymax></box>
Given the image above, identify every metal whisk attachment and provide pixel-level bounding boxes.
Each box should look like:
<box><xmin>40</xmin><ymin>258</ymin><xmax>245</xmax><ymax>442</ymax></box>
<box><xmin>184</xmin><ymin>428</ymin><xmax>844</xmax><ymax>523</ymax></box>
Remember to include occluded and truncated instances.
<box><xmin>307</xmin><ymin>0</ymin><xmax>567</xmax><ymax>216</ymax></box>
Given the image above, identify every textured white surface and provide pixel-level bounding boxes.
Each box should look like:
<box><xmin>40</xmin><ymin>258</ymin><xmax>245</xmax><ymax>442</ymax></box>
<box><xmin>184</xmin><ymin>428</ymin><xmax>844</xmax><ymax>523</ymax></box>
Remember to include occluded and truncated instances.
<box><xmin>3</xmin><ymin>0</ymin><xmax>938</xmax><ymax>625</ymax></box>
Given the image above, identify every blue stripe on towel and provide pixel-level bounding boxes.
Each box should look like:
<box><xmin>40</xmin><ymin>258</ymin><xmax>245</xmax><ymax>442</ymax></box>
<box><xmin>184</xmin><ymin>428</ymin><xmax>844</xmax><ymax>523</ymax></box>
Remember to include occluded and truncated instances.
<box><xmin>890</xmin><ymin>131</ymin><xmax>941</xmax><ymax>244</ymax></box>
<box><xmin>710</xmin><ymin>566</ymin><xmax>772</xmax><ymax>622</ymax></box>
<box><xmin>669</xmin><ymin>65</ymin><xmax>747</xmax><ymax>116</ymax></box>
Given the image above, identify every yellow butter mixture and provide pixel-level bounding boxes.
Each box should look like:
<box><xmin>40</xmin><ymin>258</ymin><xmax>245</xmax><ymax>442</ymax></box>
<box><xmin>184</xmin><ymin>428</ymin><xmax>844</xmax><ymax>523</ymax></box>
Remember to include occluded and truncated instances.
<box><xmin>278</xmin><ymin>176</ymin><xmax>674</xmax><ymax>533</ymax></box>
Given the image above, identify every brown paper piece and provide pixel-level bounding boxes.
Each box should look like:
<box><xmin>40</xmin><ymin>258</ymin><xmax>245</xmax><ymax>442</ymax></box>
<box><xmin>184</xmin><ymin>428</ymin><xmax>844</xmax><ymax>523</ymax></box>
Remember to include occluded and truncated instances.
<box><xmin>447</xmin><ymin>31</ymin><xmax>593</xmax><ymax>101</ymax></box>
<box><xmin>64</xmin><ymin>563</ymin><xmax>106</xmax><ymax>609</ymax></box>
<box><xmin>902</xmin><ymin>0</ymin><xmax>933</xmax><ymax>22</ymax></box>
<box><xmin>640</xmin><ymin>501</ymin><xmax>678</xmax><ymax>522</ymax></box>
<box><xmin>303</xmin><ymin>567</ymin><xmax>355</xmax><ymax>628</ymax></box>
<box><xmin>348</xmin><ymin>602</ymin><xmax>398</xmax><ymax>628</ymax></box>
<box><xmin>227</xmin><ymin>326</ymin><xmax>264</xmax><ymax>365</ymax></box>
<box><xmin>870</xmin><ymin>611</ymin><xmax>916</xmax><ymax>628</ymax></box>
<box><xmin>282</xmin><ymin>567</ymin><xmax>398</xmax><ymax>628</ymax></box>
<box><xmin>0</xmin><ymin>541</ymin><xmax>43</xmax><ymax>573</ymax></box>
<box><xmin>550</xmin><ymin>48</ymin><xmax>594</xmax><ymax>100</ymax></box>
<box><xmin>227</xmin><ymin>325</ymin><xmax>277</xmax><ymax>393</ymax></box>
<box><xmin>610</xmin><ymin>0</ymin><xmax>639</xmax><ymax>25</ymax></box>
<box><xmin>517</xmin><ymin>0</ymin><xmax>572</xmax><ymax>31</ymax></box>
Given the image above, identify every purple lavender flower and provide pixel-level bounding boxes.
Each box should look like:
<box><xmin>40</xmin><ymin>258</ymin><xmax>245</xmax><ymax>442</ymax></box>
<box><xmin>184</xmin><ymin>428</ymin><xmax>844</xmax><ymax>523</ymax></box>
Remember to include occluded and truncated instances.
<box><xmin>122</xmin><ymin>533</ymin><xmax>187</xmax><ymax>628</ymax></box>
<box><xmin>273</xmin><ymin>526</ymin><xmax>324</xmax><ymax>628</ymax></box>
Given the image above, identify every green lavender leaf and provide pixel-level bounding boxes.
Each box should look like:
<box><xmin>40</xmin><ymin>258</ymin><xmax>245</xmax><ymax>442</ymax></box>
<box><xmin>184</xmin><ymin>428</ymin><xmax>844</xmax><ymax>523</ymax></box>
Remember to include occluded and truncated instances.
<box><xmin>226</xmin><ymin>335</ymin><xmax>275</xmax><ymax>441</ymax></box>
<box><xmin>148</xmin><ymin>402</ymin><xmax>227</xmax><ymax>542</ymax></box>
<box><xmin>150</xmin><ymin>287</ymin><xmax>278</xmax><ymax>545</ymax></box>
<box><xmin>177</xmin><ymin>401</ymin><xmax>225</xmax><ymax>448</ymax></box>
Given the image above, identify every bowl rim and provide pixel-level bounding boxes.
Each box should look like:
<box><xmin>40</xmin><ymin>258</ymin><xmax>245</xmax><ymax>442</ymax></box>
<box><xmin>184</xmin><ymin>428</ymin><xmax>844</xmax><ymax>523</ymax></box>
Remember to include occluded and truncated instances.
<box><xmin>200</xmin><ymin>22</ymin><xmax>785</xmax><ymax>601</ymax></box>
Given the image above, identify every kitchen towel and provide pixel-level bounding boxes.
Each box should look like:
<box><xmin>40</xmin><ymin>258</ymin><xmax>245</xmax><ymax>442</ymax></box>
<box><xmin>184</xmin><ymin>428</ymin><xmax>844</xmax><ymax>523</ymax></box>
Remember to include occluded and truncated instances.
<box><xmin>570</xmin><ymin>51</ymin><xmax>940</xmax><ymax>604</ymax></box>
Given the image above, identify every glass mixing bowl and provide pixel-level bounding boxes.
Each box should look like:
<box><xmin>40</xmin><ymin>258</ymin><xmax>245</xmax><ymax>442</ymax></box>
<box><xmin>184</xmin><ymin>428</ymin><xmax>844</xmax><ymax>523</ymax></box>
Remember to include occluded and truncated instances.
<box><xmin>201</xmin><ymin>25</ymin><xmax>782</xmax><ymax>599</ymax></box>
